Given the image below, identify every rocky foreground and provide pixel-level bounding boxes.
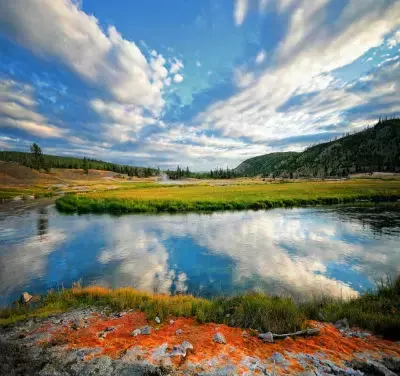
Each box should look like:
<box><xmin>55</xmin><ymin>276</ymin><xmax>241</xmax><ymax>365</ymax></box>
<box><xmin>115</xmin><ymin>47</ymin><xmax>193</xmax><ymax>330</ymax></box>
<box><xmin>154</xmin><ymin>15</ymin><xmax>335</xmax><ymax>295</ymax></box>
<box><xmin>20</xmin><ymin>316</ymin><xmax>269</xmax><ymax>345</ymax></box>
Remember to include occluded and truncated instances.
<box><xmin>1</xmin><ymin>308</ymin><xmax>399</xmax><ymax>376</ymax></box>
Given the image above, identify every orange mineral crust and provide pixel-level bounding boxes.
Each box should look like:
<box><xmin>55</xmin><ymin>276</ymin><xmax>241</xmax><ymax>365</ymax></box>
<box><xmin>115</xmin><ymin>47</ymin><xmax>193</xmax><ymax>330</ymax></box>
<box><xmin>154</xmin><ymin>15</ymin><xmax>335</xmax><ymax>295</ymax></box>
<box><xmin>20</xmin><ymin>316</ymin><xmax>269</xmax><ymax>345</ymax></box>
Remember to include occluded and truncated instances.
<box><xmin>38</xmin><ymin>312</ymin><xmax>400</xmax><ymax>374</ymax></box>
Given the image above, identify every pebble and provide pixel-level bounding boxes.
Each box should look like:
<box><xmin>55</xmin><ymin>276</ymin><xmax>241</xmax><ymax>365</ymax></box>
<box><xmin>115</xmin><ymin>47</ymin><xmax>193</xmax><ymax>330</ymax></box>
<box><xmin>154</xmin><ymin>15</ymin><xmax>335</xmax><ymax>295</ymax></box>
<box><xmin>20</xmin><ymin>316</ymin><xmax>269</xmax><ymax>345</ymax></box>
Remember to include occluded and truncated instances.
<box><xmin>335</xmin><ymin>318</ymin><xmax>350</xmax><ymax>330</ymax></box>
<box><xmin>258</xmin><ymin>332</ymin><xmax>274</xmax><ymax>343</ymax></box>
<box><xmin>213</xmin><ymin>332</ymin><xmax>226</xmax><ymax>344</ymax></box>
<box><xmin>176</xmin><ymin>329</ymin><xmax>182</xmax><ymax>335</ymax></box>
<box><xmin>141</xmin><ymin>325</ymin><xmax>152</xmax><ymax>335</ymax></box>
<box><xmin>169</xmin><ymin>319</ymin><xmax>174</xmax><ymax>325</ymax></box>
<box><xmin>155</xmin><ymin>316</ymin><xmax>161</xmax><ymax>324</ymax></box>
<box><xmin>131</xmin><ymin>328</ymin><xmax>141</xmax><ymax>337</ymax></box>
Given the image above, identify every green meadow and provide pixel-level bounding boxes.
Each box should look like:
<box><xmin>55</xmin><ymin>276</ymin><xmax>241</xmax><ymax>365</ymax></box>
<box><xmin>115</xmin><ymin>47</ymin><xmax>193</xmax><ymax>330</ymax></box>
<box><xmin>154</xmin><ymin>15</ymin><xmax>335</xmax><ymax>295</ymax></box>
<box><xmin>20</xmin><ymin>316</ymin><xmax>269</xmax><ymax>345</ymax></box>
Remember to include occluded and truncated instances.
<box><xmin>56</xmin><ymin>179</ymin><xmax>400</xmax><ymax>214</ymax></box>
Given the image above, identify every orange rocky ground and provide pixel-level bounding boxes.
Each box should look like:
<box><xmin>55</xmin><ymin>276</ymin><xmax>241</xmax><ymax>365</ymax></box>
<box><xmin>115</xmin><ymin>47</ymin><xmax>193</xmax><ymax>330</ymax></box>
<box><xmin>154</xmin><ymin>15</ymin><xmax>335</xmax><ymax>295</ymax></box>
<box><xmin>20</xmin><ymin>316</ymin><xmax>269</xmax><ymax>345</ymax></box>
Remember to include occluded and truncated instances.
<box><xmin>20</xmin><ymin>310</ymin><xmax>399</xmax><ymax>375</ymax></box>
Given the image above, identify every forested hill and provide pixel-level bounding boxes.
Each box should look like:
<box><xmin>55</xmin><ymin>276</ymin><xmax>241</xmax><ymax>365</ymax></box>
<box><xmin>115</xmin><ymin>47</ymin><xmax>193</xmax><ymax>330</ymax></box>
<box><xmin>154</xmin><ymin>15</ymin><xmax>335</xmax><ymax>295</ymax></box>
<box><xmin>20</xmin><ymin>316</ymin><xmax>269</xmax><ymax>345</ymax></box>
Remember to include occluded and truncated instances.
<box><xmin>0</xmin><ymin>151</ymin><xmax>157</xmax><ymax>177</ymax></box>
<box><xmin>234</xmin><ymin>119</ymin><xmax>400</xmax><ymax>178</ymax></box>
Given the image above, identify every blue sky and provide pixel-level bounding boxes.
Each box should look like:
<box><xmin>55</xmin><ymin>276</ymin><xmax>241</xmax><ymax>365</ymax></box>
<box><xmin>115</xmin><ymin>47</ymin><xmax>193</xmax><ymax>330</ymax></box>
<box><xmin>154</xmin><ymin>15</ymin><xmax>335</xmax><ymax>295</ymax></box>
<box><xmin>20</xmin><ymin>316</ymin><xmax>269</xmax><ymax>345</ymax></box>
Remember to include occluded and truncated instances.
<box><xmin>0</xmin><ymin>0</ymin><xmax>399</xmax><ymax>170</ymax></box>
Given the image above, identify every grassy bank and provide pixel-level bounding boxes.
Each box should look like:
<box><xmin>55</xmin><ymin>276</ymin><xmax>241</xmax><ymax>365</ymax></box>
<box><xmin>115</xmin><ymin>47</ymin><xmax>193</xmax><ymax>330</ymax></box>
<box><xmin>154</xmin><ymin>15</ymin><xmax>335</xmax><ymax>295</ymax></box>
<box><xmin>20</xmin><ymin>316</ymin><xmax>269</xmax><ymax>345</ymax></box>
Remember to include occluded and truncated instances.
<box><xmin>56</xmin><ymin>179</ymin><xmax>400</xmax><ymax>214</ymax></box>
<box><xmin>1</xmin><ymin>277</ymin><xmax>399</xmax><ymax>338</ymax></box>
<box><xmin>0</xmin><ymin>186</ymin><xmax>54</xmax><ymax>201</ymax></box>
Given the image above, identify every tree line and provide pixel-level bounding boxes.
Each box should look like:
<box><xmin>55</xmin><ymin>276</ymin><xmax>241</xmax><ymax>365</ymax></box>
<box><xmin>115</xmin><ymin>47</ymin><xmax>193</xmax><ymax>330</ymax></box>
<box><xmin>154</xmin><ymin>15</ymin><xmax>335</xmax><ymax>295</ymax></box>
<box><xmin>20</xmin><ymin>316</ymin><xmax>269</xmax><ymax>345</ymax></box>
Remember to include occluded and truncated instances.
<box><xmin>165</xmin><ymin>166</ymin><xmax>239</xmax><ymax>180</ymax></box>
<box><xmin>0</xmin><ymin>144</ymin><xmax>158</xmax><ymax>177</ymax></box>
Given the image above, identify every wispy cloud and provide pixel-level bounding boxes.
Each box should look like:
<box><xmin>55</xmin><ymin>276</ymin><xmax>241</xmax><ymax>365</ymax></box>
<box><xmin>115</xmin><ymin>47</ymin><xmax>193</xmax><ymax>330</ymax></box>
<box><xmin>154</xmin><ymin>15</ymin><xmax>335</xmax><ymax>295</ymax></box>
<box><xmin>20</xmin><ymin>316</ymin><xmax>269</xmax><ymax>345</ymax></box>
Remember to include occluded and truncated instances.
<box><xmin>0</xmin><ymin>79</ymin><xmax>65</xmax><ymax>138</ymax></box>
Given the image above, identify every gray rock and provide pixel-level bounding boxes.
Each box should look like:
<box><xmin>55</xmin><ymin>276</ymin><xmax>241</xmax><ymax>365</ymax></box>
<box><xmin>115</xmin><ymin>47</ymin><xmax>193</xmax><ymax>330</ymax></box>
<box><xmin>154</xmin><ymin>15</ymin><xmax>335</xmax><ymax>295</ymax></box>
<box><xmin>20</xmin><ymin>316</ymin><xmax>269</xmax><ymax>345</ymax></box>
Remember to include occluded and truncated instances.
<box><xmin>120</xmin><ymin>346</ymin><xmax>145</xmax><ymax>362</ymax></box>
<box><xmin>155</xmin><ymin>316</ymin><xmax>161</xmax><ymax>324</ymax></box>
<box><xmin>213</xmin><ymin>332</ymin><xmax>226</xmax><ymax>344</ymax></box>
<box><xmin>258</xmin><ymin>332</ymin><xmax>274</xmax><ymax>343</ymax></box>
<box><xmin>141</xmin><ymin>325</ymin><xmax>152</xmax><ymax>335</ymax></box>
<box><xmin>348</xmin><ymin>359</ymin><xmax>397</xmax><ymax>376</ymax></box>
<box><xmin>381</xmin><ymin>357</ymin><xmax>400</xmax><ymax>373</ymax></box>
<box><xmin>170</xmin><ymin>341</ymin><xmax>193</xmax><ymax>358</ymax></box>
<box><xmin>170</xmin><ymin>345</ymin><xmax>186</xmax><ymax>357</ymax></box>
<box><xmin>151</xmin><ymin>343</ymin><xmax>171</xmax><ymax>366</ymax></box>
<box><xmin>131</xmin><ymin>328</ymin><xmax>141</xmax><ymax>337</ymax></box>
<box><xmin>335</xmin><ymin>318</ymin><xmax>350</xmax><ymax>330</ymax></box>
<box><xmin>181</xmin><ymin>341</ymin><xmax>193</xmax><ymax>352</ymax></box>
<box><xmin>176</xmin><ymin>329</ymin><xmax>182</xmax><ymax>335</ymax></box>
<box><xmin>271</xmin><ymin>352</ymin><xmax>287</xmax><ymax>364</ymax></box>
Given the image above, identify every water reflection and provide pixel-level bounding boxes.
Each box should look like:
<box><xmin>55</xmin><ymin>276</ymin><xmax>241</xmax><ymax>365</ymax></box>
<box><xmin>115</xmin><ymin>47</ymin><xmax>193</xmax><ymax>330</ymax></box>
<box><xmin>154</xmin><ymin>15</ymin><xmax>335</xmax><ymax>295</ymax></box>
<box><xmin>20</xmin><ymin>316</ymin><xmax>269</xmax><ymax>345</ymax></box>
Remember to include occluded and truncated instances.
<box><xmin>37</xmin><ymin>207</ymin><xmax>48</xmax><ymax>237</ymax></box>
<box><xmin>0</xmin><ymin>204</ymin><xmax>399</xmax><ymax>305</ymax></box>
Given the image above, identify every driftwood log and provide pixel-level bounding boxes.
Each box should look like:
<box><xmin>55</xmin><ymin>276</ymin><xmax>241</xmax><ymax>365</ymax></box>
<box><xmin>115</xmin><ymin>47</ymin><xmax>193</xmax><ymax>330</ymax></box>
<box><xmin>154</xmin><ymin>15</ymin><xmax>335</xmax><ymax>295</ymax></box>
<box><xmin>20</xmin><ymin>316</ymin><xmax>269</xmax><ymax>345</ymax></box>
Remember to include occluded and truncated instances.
<box><xmin>259</xmin><ymin>328</ymin><xmax>320</xmax><ymax>342</ymax></box>
<box><xmin>272</xmin><ymin>328</ymin><xmax>320</xmax><ymax>339</ymax></box>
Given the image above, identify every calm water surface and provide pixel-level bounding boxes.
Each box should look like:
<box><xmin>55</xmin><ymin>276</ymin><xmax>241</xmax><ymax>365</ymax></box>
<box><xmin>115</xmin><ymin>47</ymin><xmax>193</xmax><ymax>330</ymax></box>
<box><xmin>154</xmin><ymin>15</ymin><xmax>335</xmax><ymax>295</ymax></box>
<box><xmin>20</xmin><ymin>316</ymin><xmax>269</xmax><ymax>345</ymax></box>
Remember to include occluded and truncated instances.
<box><xmin>1</xmin><ymin>204</ymin><xmax>399</xmax><ymax>306</ymax></box>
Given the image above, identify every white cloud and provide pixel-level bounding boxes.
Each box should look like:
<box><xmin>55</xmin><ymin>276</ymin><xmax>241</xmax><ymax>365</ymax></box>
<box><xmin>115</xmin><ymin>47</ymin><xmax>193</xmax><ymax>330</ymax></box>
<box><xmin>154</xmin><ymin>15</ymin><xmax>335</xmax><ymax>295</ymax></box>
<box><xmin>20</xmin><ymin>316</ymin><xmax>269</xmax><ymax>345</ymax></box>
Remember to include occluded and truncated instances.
<box><xmin>234</xmin><ymin>0</ymin><xmax>249</xmax><ymax>26</ymax></box>
<box><xmin>387</xmin><ymin>29</ymin><xmax>400</xmax><ymax>48</ymax></box>
<box><xmin>0</xmin><ymin>0</ymin><xmax>171</xmax><ymax>116</ymax></box>
<box><xmin>255</xmin><ymin>50</ymin><xmax>266</xmax><ymax>64</ymax></box>
<box><xmin>233</xmin><ymin>67</ymin><xmax>255</xmax><ymax>88</ymax></box>
<box><xmin>173</xmin><ymin>74</ymin><xmax>184</xmax><ymax>83</ymax></box>
<box><xmin>0</xmin><ymin>79</ymin><xmax>65</xmax><ymax>138</ymax></box>
<box><xmin>198</xmin><ymin>0</ymin><xmax>400</xmax><ymax>145</ymax></box>
<box><xmin>170</xmin><ymin>58</ymin><xmax>184</xmax><ymax>74</ymax></box>
<box><xmin>196</xmin><ymin>60</ymin><xmax>202</xmax><ymax>68</ymax></box>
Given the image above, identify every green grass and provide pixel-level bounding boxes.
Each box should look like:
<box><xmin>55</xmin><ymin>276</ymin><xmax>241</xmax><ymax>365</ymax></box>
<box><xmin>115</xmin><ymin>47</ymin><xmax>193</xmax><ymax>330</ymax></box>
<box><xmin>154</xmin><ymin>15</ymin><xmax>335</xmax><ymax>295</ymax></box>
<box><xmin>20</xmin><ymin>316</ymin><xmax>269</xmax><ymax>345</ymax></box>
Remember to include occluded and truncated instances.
<box><xmin>55</xmin><ymin>179</ymin><xmax>400</xmax><ymax>214</ymax></box>
<box><xmin>1</xmin><ymin>277</ymin><xmax>399</xmax><ymax>338</ymax></box>
<box><xmin>0</xmin><ymin>186</ymin><xmax>54</xmax><ymax>200</ymax></box>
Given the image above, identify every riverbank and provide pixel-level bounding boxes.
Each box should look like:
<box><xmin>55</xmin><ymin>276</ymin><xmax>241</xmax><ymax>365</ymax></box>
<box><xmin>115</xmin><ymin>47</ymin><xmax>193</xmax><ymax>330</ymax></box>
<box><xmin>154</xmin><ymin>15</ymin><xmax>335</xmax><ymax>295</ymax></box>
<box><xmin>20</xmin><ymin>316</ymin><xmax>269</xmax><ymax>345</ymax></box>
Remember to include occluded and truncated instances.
<box><xmin>2</xmin><ymin>275</ymin><xmax>399</xmax><ymax>337</ymax></box>
<box><xmin>1</xmin><ymin>283</ymin><xmax>400</xmax><ymax>376</ymax></box>
<box><xmin>55</xmin><ymin>179</ymin><xmax>400</xmax><ymax>214</ymax></box>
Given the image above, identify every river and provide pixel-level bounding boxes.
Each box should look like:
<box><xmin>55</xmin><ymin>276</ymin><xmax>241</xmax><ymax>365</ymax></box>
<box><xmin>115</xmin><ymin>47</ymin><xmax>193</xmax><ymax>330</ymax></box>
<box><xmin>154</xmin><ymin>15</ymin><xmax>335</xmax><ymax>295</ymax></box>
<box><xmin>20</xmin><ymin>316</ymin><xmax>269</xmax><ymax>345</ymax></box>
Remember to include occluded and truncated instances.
<box><xmin>1</xmin><ymin>203</ymin><xmax>399</xmax><ymax>305</ymax></box>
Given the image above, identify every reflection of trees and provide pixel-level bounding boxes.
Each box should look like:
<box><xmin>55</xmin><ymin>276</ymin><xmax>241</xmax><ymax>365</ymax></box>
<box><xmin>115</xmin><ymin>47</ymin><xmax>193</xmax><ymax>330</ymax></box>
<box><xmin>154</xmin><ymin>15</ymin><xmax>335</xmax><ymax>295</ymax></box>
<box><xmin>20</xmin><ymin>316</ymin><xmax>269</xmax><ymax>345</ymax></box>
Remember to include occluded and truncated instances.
<box><xmin>334</xmin><ymin>205</ymin><xmax>400</xmax><ymax>235</ymax></box>
<box><xmin>37</xmin><ymin>207</ymin><xmax>48</xmax><ymax>237</ymax></box>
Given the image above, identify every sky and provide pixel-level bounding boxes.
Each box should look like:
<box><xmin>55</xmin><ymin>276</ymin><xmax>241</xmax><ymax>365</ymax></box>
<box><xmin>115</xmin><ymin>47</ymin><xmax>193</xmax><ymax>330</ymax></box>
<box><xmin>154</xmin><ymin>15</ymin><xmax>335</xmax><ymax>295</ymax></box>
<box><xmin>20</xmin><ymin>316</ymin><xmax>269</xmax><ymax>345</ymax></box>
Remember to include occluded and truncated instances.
<box><xmin>0</xmin><ymin>0</ymin><xmax>399</xmax><ymax>171</ymax></box>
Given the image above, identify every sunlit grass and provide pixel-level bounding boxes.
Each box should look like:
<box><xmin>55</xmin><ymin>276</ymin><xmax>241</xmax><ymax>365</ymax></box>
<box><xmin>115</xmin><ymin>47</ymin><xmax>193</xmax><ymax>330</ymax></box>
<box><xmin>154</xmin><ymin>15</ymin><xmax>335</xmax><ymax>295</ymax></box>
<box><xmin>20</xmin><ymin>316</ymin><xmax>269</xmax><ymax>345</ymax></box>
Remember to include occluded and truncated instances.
<box><xmin>0</xmin><ymin>186</ymin><xmax>54</xmax><ymax>200</ymax></box>
<box><xmin>56</xmin><ymin>179</ymin><xmax>400</xmax><ymax>214</ymax></box>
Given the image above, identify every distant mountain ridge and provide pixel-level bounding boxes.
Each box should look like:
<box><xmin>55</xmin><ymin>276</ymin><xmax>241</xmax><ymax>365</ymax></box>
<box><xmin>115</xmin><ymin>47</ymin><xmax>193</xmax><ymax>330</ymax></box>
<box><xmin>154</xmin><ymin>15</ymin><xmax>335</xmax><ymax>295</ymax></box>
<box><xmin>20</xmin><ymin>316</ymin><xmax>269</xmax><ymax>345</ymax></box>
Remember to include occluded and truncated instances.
<box><xmin>234</xmin><ymin>119</ymin><xmax>400</xmax><ymax>178</ymax></box>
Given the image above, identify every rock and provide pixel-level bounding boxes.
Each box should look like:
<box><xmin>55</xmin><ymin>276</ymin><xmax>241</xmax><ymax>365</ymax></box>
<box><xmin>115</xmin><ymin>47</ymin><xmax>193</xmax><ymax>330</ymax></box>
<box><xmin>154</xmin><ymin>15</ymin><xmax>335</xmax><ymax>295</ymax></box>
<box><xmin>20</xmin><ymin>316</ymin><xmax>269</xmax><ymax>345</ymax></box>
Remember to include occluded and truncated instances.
<box><xmin>348</xmin><ymin>359</ymin><xmax>397</xmax><ymax>376</ymax></box>
<box><xmin>170</xmin><ymin>341</ymin><xmax>193</xmax><ymax>357</ymax></box>
<box><xmin>169</xmin><ymin>319</ymin><xmax>174</xmax><ymax>325</ymax></box>
<box><xmin>297</xmin><ymin>371</ymin><xmax>316</xmax><ymax>376</ymax></box>
<box><xmin>272</xmin><ymin>352</ymin><xmax>286</xmax><ymax>364</ymax></box>
<box><xmin>103</xmin><ymin>326</ymin><xmax>115</xmax><ymax>332</ymax></box>
<box><xmin>335</xmin><ymin>318</ymin><xmax>350</xmax><ymax>330</ymax></box>
<box><xmin>20</xmin><ymin>292</ymin><xmax>33</xmax><ymax>304</ymax></box>
<box><xmin>115</xmin><ymin>312</ymin><xmax>126</xmax><ymax>318</ymax></box>
<box><xmin>381</xmin><ymin>357</ymin><xmax>400</xmax><ymax>373</ymax></box>
<box><xmin>176</xmin><ymin>329</ymin><xmax>182</xmax><ymax>335</ymax></box>
<box><xmin>170</xmin><ymin>346</ymin><xmax>186</xmax><ymax>357</ymax></box>
<box><xmin>71</xmin><ymin>319</ymin><xmax>85</xmax><ymax>330</ymax></box>
<box><xmin>213</xmin><ymin>332</ymin><xmax>226</xmax><ymax>344</ymax></box>
<box><xmin>181</xmin><ymin>341</ymin><xmax>193</xmax><ymax>352</ymax></box>
<box><xmin>155</xmin><ymin>316</ymin><xmax>161</xmax><ymax>324</ymax></box>
<box><xmin>258</xmin><ymin>332</ymin><xmax>274</xmax><ymax>343</ymax></box>
<box><xmin>141</xmin><ymin>325</ymin><xmax>152</xmax><ymax>335</ymax></box>
<box><xmin>131</xmin><ymin>328</ymin><xmax>141</xmax><ymax>336</ymax></box>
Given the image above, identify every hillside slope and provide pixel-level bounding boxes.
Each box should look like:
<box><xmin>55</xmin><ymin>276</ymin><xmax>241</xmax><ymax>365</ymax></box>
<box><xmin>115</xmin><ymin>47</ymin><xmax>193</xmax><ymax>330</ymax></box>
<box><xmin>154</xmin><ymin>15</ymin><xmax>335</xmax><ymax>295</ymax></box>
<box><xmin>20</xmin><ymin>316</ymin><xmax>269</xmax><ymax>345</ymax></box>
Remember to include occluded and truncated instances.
<box><xmin>234</xmin><ymin>119</ymin><xmax>400</xmax><ymax>177</ymax></box>
<box><xmin>0</xmin><ymin>151</ymin><xmax>157</xmax><ymax>177</ymax></box>
<box><xmin>234</xmin><ymin>152</ymin><xmax>298</xmax><ymax>176</ymax></box>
